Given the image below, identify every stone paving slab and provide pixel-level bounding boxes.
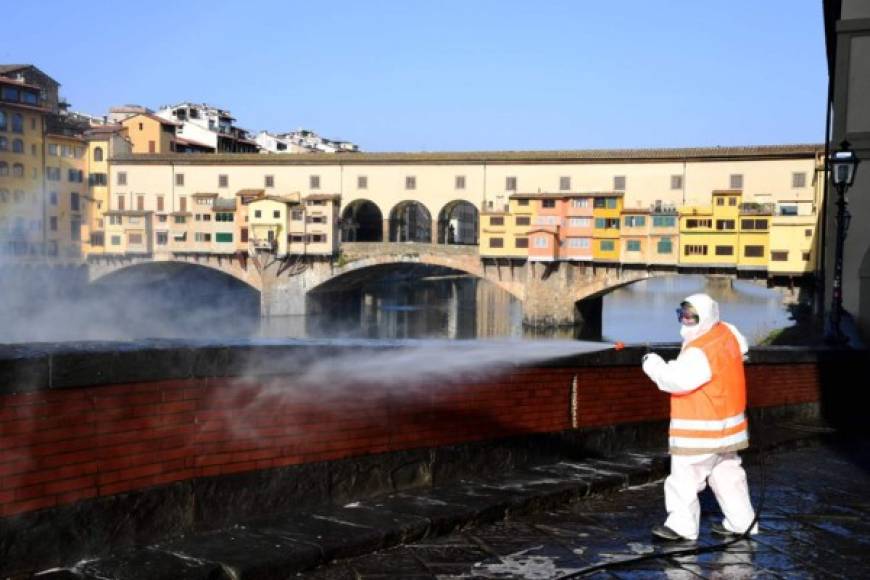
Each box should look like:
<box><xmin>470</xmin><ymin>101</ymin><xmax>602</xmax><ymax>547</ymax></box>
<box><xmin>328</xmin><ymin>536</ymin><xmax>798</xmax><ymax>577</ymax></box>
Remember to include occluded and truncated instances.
<box><xmin>301</xmin><ymin>435</ymin><xmax>870</xmax><ymax>579</ymax></box>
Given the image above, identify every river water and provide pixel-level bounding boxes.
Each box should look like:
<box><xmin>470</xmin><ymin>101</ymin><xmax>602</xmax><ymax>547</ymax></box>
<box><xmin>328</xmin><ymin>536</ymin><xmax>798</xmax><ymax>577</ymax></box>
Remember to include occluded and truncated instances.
<box><xmin>264</xmin><ymin>274</ymin><xmax>799</xmax><ymax>345</ymax></box>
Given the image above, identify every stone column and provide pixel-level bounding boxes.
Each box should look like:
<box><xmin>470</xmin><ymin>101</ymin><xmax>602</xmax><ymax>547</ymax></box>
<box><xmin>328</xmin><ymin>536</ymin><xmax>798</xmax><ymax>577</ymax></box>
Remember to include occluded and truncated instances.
<box><xmin>382</xmin><ymin>219</ymin><xmax>391</xmax><ymax>242</ymax></box>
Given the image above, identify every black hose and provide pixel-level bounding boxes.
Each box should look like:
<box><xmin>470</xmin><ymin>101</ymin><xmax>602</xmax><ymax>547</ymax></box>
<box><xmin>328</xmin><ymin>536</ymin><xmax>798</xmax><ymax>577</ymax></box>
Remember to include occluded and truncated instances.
<box><xmin>555</xmin><ymin>432</ymin><xmax>767</xmax><ymax>579</ymax></box>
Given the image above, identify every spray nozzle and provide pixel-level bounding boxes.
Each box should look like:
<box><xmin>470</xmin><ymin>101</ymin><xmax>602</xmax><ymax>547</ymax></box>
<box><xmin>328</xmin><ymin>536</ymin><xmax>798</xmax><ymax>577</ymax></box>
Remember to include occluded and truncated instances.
<box><xmin>614</xmin><ymin>341</ymin><xmax>625</xmax><ymax>351</ymax></box>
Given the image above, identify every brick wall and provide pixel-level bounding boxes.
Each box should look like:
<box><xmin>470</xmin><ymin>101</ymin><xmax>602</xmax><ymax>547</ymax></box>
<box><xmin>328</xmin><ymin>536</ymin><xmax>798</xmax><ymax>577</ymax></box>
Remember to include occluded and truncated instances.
<box><xmin>0</xmin><ymin>351</ymin><xmax>824</xmax><ymax>519</ymax></box>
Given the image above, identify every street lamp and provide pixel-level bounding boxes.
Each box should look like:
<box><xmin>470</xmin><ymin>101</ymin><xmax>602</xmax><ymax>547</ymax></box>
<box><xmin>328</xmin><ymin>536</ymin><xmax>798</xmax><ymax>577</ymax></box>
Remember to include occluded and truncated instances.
<box><xmin>826</xmin><ymin>140</ymin><xmax>860</xmax><ymax>344</ymax></box>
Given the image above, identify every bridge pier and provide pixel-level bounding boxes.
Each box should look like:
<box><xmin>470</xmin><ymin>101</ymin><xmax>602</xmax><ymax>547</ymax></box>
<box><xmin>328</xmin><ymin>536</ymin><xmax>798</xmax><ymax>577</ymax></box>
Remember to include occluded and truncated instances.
<box><xmin>522</xmin><ymin>262</ymin><xmax>581</xmax><ymax>329</ymax></box>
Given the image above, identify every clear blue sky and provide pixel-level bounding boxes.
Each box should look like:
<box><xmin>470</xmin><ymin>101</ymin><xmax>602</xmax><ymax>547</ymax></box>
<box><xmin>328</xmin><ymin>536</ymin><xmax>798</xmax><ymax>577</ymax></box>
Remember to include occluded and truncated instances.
<box><xmin>3</xmin><ymin>0</ymin><xmax>827</xmax><ymax>152</ymax></box>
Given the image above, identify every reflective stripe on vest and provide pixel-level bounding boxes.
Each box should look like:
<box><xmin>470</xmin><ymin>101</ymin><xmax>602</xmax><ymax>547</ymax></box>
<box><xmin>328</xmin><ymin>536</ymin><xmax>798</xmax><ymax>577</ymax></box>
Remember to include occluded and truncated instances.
<box><xmin>669</xmin><ymin>323</ymin><xmax>748</xmax><ymax>455</ymax></box>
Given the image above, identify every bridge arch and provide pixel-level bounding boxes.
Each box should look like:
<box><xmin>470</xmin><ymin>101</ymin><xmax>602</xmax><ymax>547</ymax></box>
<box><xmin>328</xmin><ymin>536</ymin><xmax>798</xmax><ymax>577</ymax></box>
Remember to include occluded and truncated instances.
<box><xmin>88</xmin><ymin>254</ymin><xmax>263</xmax><ymax>292</ymax></box>
<box><xmin>388</xmin><ymin>200</ymin><xmax>432</xmax><ymax>243</ymax></box>
<box><xmin>437</xmin><ymin>200</ymin><xmax>479</xmax><ymax>245</ymax></box>
<box><xmin>340</xmin><ymin>198</ymin><xmax>384</xmax><ymax>242</ymax></box>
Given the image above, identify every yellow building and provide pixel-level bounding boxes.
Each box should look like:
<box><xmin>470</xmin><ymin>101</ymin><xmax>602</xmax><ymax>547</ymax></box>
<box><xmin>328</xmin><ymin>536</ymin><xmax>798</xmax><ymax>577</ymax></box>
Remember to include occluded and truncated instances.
<box><xmin>248</xmin><ymin>195</ymin><xmax>298</xmax><ymax>256</ymax></box>
<box><xmin>1</xmin><ymin>76</ymin><xmax>47</xmax><ymax>258</ymax></box>
<box><xmin>293</xmin><ymin>194</ymin><xmax>340</xmax><ymax>255</ymax></box>
<box><xmin>592</xmin><ymin>192</ymin><xmax>623</xmax><ymax>262</ymax></box>
<box><xmin>120</xmin><ymin>113</ymin><xmax>179</xmax><ymax>153</ymax></box>
<box><xmin>619</xmin><ymin>207</ymin><xmax>650</xmax><ymax>265</ymax></box>
<box><xmin>737</xmin><ymin>202</ymin><xmax>772</xmax><ymax>272</ymax></box>
<box><xmin>83</xmin><ymin>125</ymin><xmax>130</xmax><ymax>255</ymax></box>
<box><xmin>768</xmin><ymin>199</ymin><xmax>819</xmax><ymax>276</ymax></box>
<box><xmin>678</xmin><ymin>190</ymin><xmax>741</xmax><ymax>268</ymax></box>
<box><xmin>44</xmin><ymin>133</ymin><xmax>89</xmax><ymax>259</ymax></box>
<box><xmin>648</xmin><ymin>206</ymin><xmax>679</xmax><ymax>267</ymax></box>
<box><xmin>479</xmin><ymin>195</ymin><xmax>534</xmax><ymax>258</ymax></box>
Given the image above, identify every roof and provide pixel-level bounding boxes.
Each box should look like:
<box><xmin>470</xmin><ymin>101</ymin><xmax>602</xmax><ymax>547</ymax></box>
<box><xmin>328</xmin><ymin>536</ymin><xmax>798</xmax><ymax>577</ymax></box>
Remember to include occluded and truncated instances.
<box><xmin>235</xmin><ymin>189</ymin><xmax>265</xmax><ymax>197</ymax></box>
<box><xmin>712</xmin><ymin>189</ymin><xmax>743</xmax><ymax>195</ymax></box>
<box><xmin>174</xmin><ymin>136</ymin><xmax>215</xmax><ymax>150</ymax></box>
<box><xmin>192</xmin><ymin>192</ymin><xmax>218</xmax><ymax>198</ymax></box>
<box><xmin>509</xmin><ymin>191</ymin><xmax>625</xmax><ymax>200</ymax></box>
<box><xmin>303</xmin><ymin>193</ymin><xmax>341</xmax><ymax>201</ymax></box>
<box><xmin>249</xmin><ymin>195</ymin><xmax>300</xmax><ymax>205</ymax></box>
<box><xmin>621</xmin><ymin>207</ymin><xmax>651</xmax><ymax>214</ymax></box>
<box><xmin>110</xmin><ymin>144</ymin><xmax>823</xmax><ymax>167</ymax></box>
<box><xmin>122</xmin><ymin>113</ymin><xmax>182</xmax><ymax>127</ymax></box>
<box><xmin>0</xmin><ymin>75</ymin><xmax>42</xmax><ymax>91</ymax></box>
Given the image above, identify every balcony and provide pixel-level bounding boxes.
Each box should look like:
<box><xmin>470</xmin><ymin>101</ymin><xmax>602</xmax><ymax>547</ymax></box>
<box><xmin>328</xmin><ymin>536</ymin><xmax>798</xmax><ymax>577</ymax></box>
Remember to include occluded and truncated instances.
<box><xmin>739</xmin><ymin>202</ymin><xmax>775</xmax><ymax>215</ymax></box>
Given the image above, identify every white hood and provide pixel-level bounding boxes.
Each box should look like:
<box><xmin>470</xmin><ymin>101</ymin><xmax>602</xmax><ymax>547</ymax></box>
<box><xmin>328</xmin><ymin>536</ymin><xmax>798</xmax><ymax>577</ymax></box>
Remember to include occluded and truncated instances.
<box><xmin>680</xmin><ymin>293</ymin><xmax>720</xmax><ymax>343</ymax></box>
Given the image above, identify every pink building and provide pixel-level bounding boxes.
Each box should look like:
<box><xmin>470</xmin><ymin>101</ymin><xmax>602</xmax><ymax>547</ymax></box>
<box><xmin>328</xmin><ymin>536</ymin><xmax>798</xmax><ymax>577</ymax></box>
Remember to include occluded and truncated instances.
<box><xmin>516</xmin><ymin>193</ymin><xmax>594</xmax><ymax>262</ymax></box>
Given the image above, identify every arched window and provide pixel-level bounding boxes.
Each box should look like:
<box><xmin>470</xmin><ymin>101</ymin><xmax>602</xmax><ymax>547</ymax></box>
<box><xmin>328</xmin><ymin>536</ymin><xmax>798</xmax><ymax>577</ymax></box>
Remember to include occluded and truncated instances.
<box><xmin>11</xmin><ymin>113</ymin><xmax>23</xmax><ymax>133</ymax></box>
<box><xmin>93</xmin><ymin>147</ymin><xmax>104</xmax><ymax>162</ymax></box>
<box><xmin>12</xmin><ymin>163</ymin><xmax>24</xmax><ymax>177</ymax></box>
<box><xmin>0</xmin><ymin>161</ymin><xmax>8</xmax><ymax>176</ymax></box>
<box><xmin>0</xmin><ymin>136</ymin><xmax>7</xmax><ymax>150</ymax></box>
<box><xmin>12</xmin><ymin>138</ymin><xmax>24</xmax><ymax>153</ymax></box>
<box><xmin>0</xmin><ymin>111</ymin><xmax>7</xmax><ymax>130</ymax></box>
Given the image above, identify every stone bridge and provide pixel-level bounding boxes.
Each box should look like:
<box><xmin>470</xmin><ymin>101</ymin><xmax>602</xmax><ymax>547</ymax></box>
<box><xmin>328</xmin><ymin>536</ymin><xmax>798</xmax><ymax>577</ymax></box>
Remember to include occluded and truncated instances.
<box><xmin>88</xmin><ymin>243</ymin><xmax>672</xmax><ymax>328</ymax></box>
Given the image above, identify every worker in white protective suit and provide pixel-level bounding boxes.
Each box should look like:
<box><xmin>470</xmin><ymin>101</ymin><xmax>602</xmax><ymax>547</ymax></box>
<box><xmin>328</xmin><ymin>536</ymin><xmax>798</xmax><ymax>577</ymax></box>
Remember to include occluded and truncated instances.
<box><xmin>641</xmin><ymin>293</ymin><xmax>758</xmax><ymax>541</ymax></box>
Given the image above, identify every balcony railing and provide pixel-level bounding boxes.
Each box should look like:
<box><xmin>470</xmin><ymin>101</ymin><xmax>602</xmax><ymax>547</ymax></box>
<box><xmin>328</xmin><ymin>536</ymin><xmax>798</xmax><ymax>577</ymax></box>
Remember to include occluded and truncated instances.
<box><xmin>739</xmin><ymin>202</ymin><xmax>775</xmax><ymax>215</ymax></box>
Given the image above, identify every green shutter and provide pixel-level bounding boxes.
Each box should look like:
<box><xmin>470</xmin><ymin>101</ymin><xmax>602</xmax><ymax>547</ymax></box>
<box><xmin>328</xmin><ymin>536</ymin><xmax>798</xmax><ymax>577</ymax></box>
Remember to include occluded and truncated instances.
<box><xmin>216</xmin><ymin>232</ymin><xmax>233</xmax><ymax>243</ymax></box>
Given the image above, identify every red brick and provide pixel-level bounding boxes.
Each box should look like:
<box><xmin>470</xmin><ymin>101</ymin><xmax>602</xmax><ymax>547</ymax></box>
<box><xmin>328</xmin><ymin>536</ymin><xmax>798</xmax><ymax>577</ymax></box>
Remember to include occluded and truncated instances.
<box><xmin>44</xmin><ymin>475</ymin><xmax>96</xmax><ymax>495</ymax></box>
<box><xmin>1</xmin><ymin>495</ymin><xmax>57</xmax><ymax>517</ymax></box>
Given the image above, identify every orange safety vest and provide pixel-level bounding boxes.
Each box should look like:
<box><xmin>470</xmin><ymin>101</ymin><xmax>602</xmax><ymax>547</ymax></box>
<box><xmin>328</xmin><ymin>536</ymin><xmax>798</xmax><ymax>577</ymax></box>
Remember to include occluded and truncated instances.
<box><xmin>669</xmin><ymin>322</ymin><xmax>748</xmax><ymax>455</ymax></box>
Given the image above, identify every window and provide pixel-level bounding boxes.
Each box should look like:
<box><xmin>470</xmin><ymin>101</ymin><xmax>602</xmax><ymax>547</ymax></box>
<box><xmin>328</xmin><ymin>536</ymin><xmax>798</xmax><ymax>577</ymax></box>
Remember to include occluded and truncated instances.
<box><xmin>0</xmin><ymin>161</ymin><xmax>6</xmax><ymax>176</ymax></box>
<box><xmin>179</xmin><ymin>197</ymin><xmax>187</xmax><ymax>212</ymax></box>
<box><xmin>455</xmin><ymin>175</ymin><xmax>466</xmax><ymax>190</ymax></box>
<box><xmin>624</xmin><ymin>216</ymin><xmax>646</xmax><ymax>227</ymax></box>
<box><xmin>626</xmin><ymin>240</ymin><xmax>641</xmax><ymax>251</ymax></box>
<box><xmin>779</xmin><ymin>205</ymin><xmax>798</xmax><ymax>216</ymax></box>
<box><xmin>310</xmin><ymin>234</ymin><xmax>326</xmax><ymax>243</ymax></box>
<box><xmin>49</xmin><ymin>216</ymin><xmax>58</xmax><ymax>231</ymax></box>
<box><xmin>405</xmin><ymin>176</ymin><xmax>415</xmax><ymax>190</ymax></box>
<box><xmin>517</xmin><ymin>198</ymin><xmax>529</xmax><ymax>206</ymax></box>
<box><xmin>715</xmin><ymin>219</ymin><xmax>735</xmax><ymax>230</ymax></box>
<box><xmin>12</xmin><ymin>113</ymin><xmax>23</xmax><ymax>133</ymax></box>
<box><xmin>273</xmin><ymin>210</ymin><xmax>281</xmax><ymax>218</ymax></box>
<box><xmin>740</xmin><ymin>219</ymin><xmax>768</xmax><ymax>230</ymax></box>
<box><xmin>89</xmin><ymin>173</ymin><xmax>107</xmax><ymax>186</ymax></box>
<box><xmin>657</xmin><ymin>238</ymin><xmax>673</xmax><ymax>254</ymax></box>
<box><xmin>744</xmin><ymin>245</ymin><xmax>764</xmax><ymax>258</ymax></box>
<box><xmin>254</xmin><ymin>210</ymin><xmax>262</xmax><ymax>218</ymax></box>
<box><xmin>600</xmin><ymin>240</ymin><xmax>615</xmax><ymax>251</ymax></box>
<box><xmin>613</xmin><ymin>175</ymin><xmax>626</xmax><ymax>191</ymax></box>
<box><xmin>559</xmin><ymin>176</ymin><xmax>571</xmax><ymax>191</ymax></box>
<box><xmin>117</xmin><ymin>195</ymin><xmax>125</xmax><ymax>210</ymax></box>
<box><xmin>12</xmin><ymin>139</ymin><xmax>23</xmax><ymax>153</ymax></box>
<box><xmin>158</xmin><ymin>215</ymin><xmax>167</xmax><ymax>223</ymax></box>
<box><xmin>310</xmin><ymin>175</ymin><xmax>321</xmax><ymax>189</ymax></box>
<box><xmin>730</xmin><ymin>174</ymin><xmax>743</xmax><ymax>189</ymax></box>
<box><xmin>137</xmin><ymin>195</ymin><xmax>144</xmax><ymax>211</ymax></box>
<box><xmin>802</xmin><ymin>251</ymin><xmax>811</xmax><ymax>261</ymax></box>
<box><xmin>595</xmin><ymin>218</ymin><xmax>606</xmax><ymax>229</ymax></box>
<box><xmin>71</xmin><ymin>193</ymin><xmax>80</xmax><ymax>212</ymax></box>
<box><xmin>570</xmin><ymin>198</ymin><xmax>589</xmax><ymax>208</ymax></box>
<box><xmin>684</xmin><ymin>244</ymin><xmax>708</xmax><ymax>256</ymax></box>
<box><xmin>771</xmin><ymin>251</ymin><xmax>788</xmax><ymax>261</ymax></box>
<box><xmin>117</xmin><ymin>172</ymin><xmax>127</xmax><ymax>186</ymax></box>
<box><xmin>515</xmin><ymin>216</ymin><xmax>531</xmax><ymax>226</ymax></box>
<box><xmin>792</xmin><ymin>172</ymin><xmax>806</xmax><ymax>188</ymax></box>
<box><xmin>488</xmin><ymin>237</ymin><xmax>504</xmax><ymax>248</ymax></box>
<box><xmin>12</xmin><ymin>163</ymin><xmax>23</xmax><ymax>177</ymax></box>
<box><xmin>70</xmin><ymin>220</ymin><xmax>81</xmax><ymax>242</ymax></box>
<box><xmin>686</xmin><ymin>219</ymin><xmax>712</xmax><ymax>229</ymax></box>
<box><xmin>515</xmin><ymin>237</ymin><xmax>529</xmax><ymax>248</ymax></box>
<box><xmin>671</xmin><ymin>175</ymin><xmax>683</xmax><ymax>190</ymax></box>
<box><xmin>49</xmin><ymin>192</ymin><xmax>58</xmax><ymax>205</ymax></box>
<box><xmin>90</xmin><ymin>232</ymin><xmax>104</xmax><ymax>247</ymax></box>
<box><xmin>716</xmin><ymin>197</ymin><xmax>725</xmax><ymax>206</ymax></box>
<box><xmin>805</xmin><ymin>228</ymin><xmax>813</xmax><ymax>238</ymax></box>
<box><xmin>568</xmin><ymin>217</ymin><xmax>591</xmax><ymax>228</ymax></box>
<box><xmin>357</xmin><ymin>176</ymin><xmax>367</xmax><ymax>189</ymax></box>
<box><xmin>0</xmin><ymin>137</ymin><xmax>6</xmax><ymax>151</ymax></box>
<box><xmin>291</xmin><ymin>209</ymin><xmax>303</xmax><ymax>220</ymax></box>
<box><xmin>595</xmin><ymin>217</ymin><xmax>619</xmax><ymax>229</ymax></box>
<box><xmin>31</xmin><ymin>143</ymin><xmax>36</xmax><ymax>156</ymax></box>
<box><xmin>109</xmin><ymin>215</ymin><xmax>122</xmax><ymax>225</ymax></box>
<box><xmin>506</xmin><ymin>177</ymin><xmax>517</xmax><ymax>191</ymax></box>
<box><xmin>533</xmin><ymin>236</ymin><xmax>549</xmax><ymax>248</ymax></box>
<box><xmin>216</xmin><ymin>212</ymin><xmax>234</xmax><ymax>222</ymax></box>
<box><xmin>218</xmin><ymin>174</ymin><xmax>228</xmax><ymax>188</ymax></box>
<box><xmin>0</xmin><ymin>111</ymin><xmax>5</xmax><ymax>130</ymax></box>
<box><xmin>156</xmin><ymin>232</ymin><xmax>168</xmax><ymax>245</ymax></box>
<box><xmin>194</xmin><ymin>232</ymin><xmax>211</xmax><ymax>242</ymax></box>
<box><xmin>489</xmin><ymin>216</ymin><xmax>504</xmax><ymax>226</ymax></box>
<box><xmin>290</xmin><ymin>234</ymin><xmax>304</xmax><ymax>243</ymax></box>
<box><xmin>265</xmin><ymin>175</ymin><xmax>274</xmax><ymax>188</ymax></box>
<box><xmin>306</xmin><ymin>215</ymin><xmax>327</xmax><ymax>224</ymax></box>
<box><xmin>111</xmin><ymin>236</ymin><xmax>121</xmax><ymax>246</ymax></box>
<box><xmin>652</xmin><ymin>216</ymin><xmax>676</xmax><ymax>227</ymax></box>
<box><xmin>542</xmin><ymin>199</ymin><xmax>556</xmax><ymax>208</ymax></box>
<box><xmin>216</xmin><ymin>232</ymin><xmax>233</xmax><ymax>243</ymax></box>
<box><xmin>14</xmin><ymin>190</ymin><xmax>25</xmax><ymax>203</ymax></box>
<box><xmin>567</xmin><ymin>237</ymin><xmax>590</xmax><ymax>249</ymax></box>
<box><xmin>48</xmin><ymin>143</ymin><xmax>58</xmax><ymax>156</ymax></box>
<box><xmin>157</xmin><ymin>196</ymin><xmax>164</xmax><ymax>212</ymax></box>
<box><xmin>174</xmin><ymin>215</ymin><xmax>186</xmax><ymax>224</ymax></box>
<box><xmin>728</xmin><ymin>197</ymin><xmax>737</xmax><ymax>206</ymax></box>
<box><xmin>94</xmin><ymin>147</ymin><xmax>104</xmax><ymax>162</ymax></box>
<box><xmin>715</xmin><ymin>245</ymin><xmax>734</xmax><ymax>256</ymax></box>
<box><xmin>176</xmin><ymin>173</ymin><xmax>184</xmax><ymax>186</ymax></box>
<box><xmin>128</xmin><ymin>233</ymin><xmax>143</xmax><ymax>245</ymax></box>
<box><xmin>46</xmin><ymin>167</ymin><xmax>60</xmax><ymax>181</ymax></box>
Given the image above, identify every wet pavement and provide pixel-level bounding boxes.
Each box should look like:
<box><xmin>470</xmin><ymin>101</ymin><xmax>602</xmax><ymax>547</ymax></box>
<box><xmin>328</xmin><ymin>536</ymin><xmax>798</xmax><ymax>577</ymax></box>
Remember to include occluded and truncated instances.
<box><xmin>301</xmin><ymin>438</ymin><xmax>870</xmax><ymax>579</ymax></box>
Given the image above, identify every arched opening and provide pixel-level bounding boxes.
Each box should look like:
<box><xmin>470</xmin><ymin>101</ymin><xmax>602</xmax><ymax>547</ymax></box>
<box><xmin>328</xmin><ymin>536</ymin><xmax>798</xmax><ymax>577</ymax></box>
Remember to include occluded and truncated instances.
<box><xmin>437</xmin><ymin>200</ymin><xmax>479</xmax><ymax>245</ymax></box>
<box><xmin>389</xmin><ymin>201</ymin><xmax>432</xmax><ymax>243</ymax></box>
<box><xmin>340</xmin><ymin>199</ymin><xmax>383</xmax><ymax>242</ymax></box>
